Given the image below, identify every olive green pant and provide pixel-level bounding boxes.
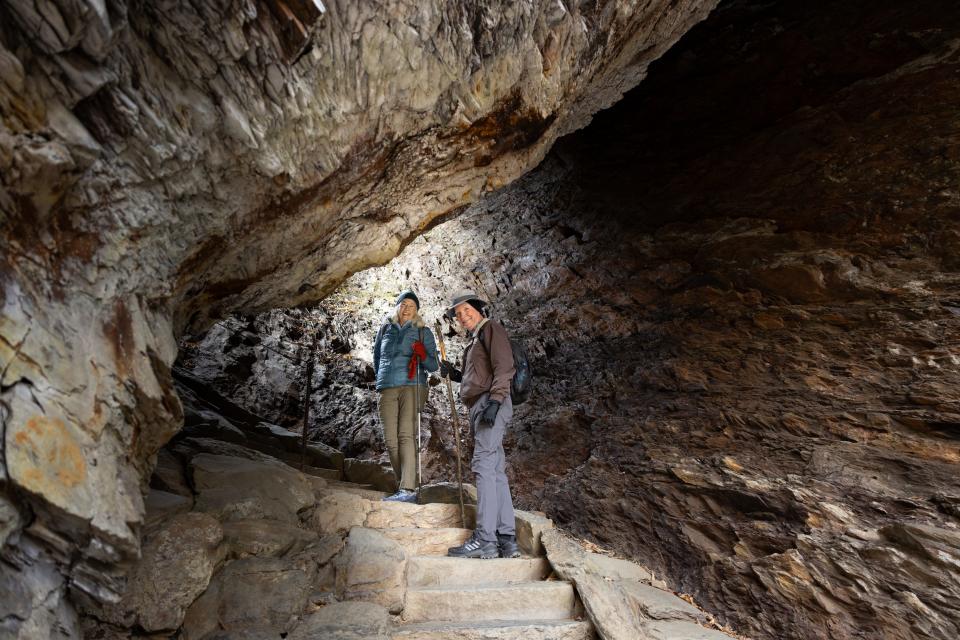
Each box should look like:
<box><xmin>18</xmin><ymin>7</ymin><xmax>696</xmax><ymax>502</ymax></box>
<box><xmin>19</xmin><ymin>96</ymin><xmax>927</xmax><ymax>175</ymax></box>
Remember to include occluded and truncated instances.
<box><xmin>378</xmin><ymin>385</ymin><xmax>427</xmax><ymax>491</ymax></box>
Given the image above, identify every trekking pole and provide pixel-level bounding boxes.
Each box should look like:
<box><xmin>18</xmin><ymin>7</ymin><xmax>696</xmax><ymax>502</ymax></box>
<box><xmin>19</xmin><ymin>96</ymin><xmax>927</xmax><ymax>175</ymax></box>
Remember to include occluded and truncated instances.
<box><xmin>300</xmin><ymin>326</ymin><xmax>320</xmax><ymax>471</ymax></box>
<box><xmin>415</xmin><ymin>358</ymin><xmax>422</xmax><ymax>504</ymax></box>
<box><xmin>434</xmin><ymin>320</ymin><xmax>466</xmax><ymax>529</ymax></box>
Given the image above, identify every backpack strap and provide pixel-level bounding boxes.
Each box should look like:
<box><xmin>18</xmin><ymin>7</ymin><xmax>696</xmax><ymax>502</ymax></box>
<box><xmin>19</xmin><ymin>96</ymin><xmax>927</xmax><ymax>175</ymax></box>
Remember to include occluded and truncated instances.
<box><xmin>471</xmin><ymin>321</ymin><xmax>494</xmax><ymax>358</ymax></box>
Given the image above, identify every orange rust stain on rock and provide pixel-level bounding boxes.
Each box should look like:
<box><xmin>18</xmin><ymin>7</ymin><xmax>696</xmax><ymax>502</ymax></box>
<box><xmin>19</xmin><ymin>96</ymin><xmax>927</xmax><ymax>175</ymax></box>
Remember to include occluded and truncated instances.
<box><xmin>12</xmin><ymin>416</ymin><xmax>87</xmax><ymax>494</ymax></box>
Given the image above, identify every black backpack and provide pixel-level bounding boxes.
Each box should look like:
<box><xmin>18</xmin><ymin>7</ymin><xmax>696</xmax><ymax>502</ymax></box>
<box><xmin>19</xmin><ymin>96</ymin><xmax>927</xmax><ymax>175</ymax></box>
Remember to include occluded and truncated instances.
<box><xmin>478</xmin><ymin>323</ymin><xmax>532</xmax><ymax>405</ymax></box>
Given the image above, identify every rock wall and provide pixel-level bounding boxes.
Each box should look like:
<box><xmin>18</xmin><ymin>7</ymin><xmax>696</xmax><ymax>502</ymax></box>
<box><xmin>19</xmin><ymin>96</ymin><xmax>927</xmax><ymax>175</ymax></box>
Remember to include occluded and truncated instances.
<box><xmin>184</xmin><ymin>1</ymin><xmax>960</xmax><ymax>638</ymax></box>
<box><xmin>0</xmin><ymin>0</ymin><xmax>721</xmax><ymax>636</ymax></box>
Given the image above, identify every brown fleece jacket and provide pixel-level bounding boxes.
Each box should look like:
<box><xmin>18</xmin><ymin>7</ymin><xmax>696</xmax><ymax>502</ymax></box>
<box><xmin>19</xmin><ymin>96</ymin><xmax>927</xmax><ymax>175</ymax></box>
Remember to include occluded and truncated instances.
<box><xmin>460</xmin><ymin>318</ymin><xmax>515</xmax><ymax>408</ymax></box>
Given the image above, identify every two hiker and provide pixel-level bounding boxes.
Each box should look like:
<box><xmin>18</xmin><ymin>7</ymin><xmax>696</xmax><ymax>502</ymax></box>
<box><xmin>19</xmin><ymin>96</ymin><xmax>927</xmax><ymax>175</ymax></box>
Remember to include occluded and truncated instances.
<box><xmin>372</xmin><ymin>288</ymin><xmax>519</xmax><ymax>559</ymax></box>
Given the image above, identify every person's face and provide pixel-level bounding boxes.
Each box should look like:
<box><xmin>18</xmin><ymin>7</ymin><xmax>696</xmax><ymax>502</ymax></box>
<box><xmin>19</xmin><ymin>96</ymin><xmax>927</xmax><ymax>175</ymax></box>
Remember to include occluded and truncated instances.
<box><xmin>398</xmin><ymin>298</ymin><xmax>417</xmax><ymax>323</ymax></box>
<box><xmin>454</xmin><ymin>302</ymin><xmax>482</xmax><ymax>332</ymax></box>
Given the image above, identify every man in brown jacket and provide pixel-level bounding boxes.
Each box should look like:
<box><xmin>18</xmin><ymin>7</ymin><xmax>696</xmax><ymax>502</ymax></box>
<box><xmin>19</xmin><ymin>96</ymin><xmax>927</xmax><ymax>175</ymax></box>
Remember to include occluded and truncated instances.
<box><xmin>440</xmin><ymin>290</ymin><xmax>519</xmax><ymax>559</ymax></box>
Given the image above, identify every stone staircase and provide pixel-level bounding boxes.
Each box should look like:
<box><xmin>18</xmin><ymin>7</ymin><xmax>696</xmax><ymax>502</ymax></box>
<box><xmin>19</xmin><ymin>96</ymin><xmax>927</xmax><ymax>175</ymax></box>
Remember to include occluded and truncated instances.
<box><xmin>263</xmin><ymin>451</ymin><xmax>726</xmax><ymax>640</ymax></box>
<box><xmin>156</xmin><ymin>375</ymin><xmax>738</xmax><ymax>640</ymax></box>
<box><xmin>366</xmin><ymin>502</ymin><xmax>596</xmax><ymax>640</ymax></box>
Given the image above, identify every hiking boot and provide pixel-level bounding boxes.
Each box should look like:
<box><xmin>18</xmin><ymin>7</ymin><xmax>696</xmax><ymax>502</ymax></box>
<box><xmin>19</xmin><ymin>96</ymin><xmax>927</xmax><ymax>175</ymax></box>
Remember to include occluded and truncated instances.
<box><xmin>447</xmin><ymin>531</ymin><xmax>499</xmax><ymax>559</ymax></box>
<box><xmin>383</xmin><ymin>489</ymin><xmax>418</xmax><ymax>503</ymax></box>
<box><xmin>497</xmin><ymin>532</ymin><xmax>521</xmax><ymax>558</ymax></box>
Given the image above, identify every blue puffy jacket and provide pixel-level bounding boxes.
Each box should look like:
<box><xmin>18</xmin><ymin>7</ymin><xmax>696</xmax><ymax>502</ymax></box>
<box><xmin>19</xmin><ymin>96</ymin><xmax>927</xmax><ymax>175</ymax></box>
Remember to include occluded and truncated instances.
<box><xmin>373</xmin><ymin>316</ymin><xmax>439</xmax><ymax>390</ymax></box>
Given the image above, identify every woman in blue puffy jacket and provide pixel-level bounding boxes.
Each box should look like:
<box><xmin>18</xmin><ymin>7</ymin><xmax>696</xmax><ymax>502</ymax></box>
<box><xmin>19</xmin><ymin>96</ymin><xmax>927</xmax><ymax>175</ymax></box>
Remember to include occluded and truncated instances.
<box><xmin>373</xmin><ymin>290</ymin><xmax>439</xmax><ymax>502</ymax></box>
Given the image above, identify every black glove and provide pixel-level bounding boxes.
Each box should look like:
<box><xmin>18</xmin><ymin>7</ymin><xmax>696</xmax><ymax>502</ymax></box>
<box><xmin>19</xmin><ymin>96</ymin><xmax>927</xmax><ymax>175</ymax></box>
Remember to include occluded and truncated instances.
<box><xmin>439</xmin><ymin>360</ymin><xmax>462</xmax><ymax>382</ymax></box>
<box><xmin>479</xmin><ymin>400</ymin><xmax>500</xmax><ymax>427</ymax></box>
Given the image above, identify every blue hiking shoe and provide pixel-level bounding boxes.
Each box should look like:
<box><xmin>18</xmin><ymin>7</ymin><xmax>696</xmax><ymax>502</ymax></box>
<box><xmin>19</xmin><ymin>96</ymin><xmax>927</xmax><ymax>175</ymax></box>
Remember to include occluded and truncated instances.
<box><xmin>382</xmin><ymin>489</ymin><xmax>418</xmax><ymax>503</ymax></box>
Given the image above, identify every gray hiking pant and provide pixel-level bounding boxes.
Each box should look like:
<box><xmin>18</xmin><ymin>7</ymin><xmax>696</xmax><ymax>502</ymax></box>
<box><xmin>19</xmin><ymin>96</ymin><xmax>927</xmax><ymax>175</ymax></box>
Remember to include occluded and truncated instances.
<box><xmin>468</xmin><ymin>393</ymin><xmax>515</xmax><ymax>542</ymax></box>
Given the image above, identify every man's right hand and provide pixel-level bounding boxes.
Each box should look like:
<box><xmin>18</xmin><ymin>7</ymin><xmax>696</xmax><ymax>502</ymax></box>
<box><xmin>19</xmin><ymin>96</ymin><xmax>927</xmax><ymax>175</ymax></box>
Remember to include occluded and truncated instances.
<box><xmin>439</xmin><ymin>360</ymin><xmax>462</xmax><ymax>382</ymax></box>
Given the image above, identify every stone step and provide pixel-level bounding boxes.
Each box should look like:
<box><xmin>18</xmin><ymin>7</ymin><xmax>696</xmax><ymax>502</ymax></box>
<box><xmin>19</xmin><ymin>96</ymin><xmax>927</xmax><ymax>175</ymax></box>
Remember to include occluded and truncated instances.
<box><xmin>643</xmin><ymin>620</ymin><xmax>736</xmax><ymax>640</ymax></box>
<box><xmin>406</xmin><ymin>556</ymin><xmax>550</xmax><ymax>588</ymax></box>
<box><xmin>402</xmin><ymin>581</ymin><xmax>579</xmax><ymax>623</ymax></box>
<box><xmin>326</xmin><ymin>481</ymin><xmax>389</xmax><ymax>501</ymax></box>
<box><xmin>392</xmin><ymin>619</ymin><xmax>595</xmax><ymax>640</ymax></box>
<box><xmin>378</xmin><ymin>527</ymin><xmax>472</xmax><ymax>556</ymax></box>
<box><xmin>300</xmin><ymin>464</ymin><xmax>342</xmax><ymax>481</ymax></box>
<box><xmin>366</xmin><ymin>501</ymin><xmax>474</xmax><ymax>530</ymax></box>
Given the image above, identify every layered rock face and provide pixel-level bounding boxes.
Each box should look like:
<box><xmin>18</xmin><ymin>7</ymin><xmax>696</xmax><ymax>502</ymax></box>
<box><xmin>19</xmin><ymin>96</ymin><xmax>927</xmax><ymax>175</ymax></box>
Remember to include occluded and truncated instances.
<box><xmin>187</xmin><ymin>1</ymin><xmax>960</xmax><ymax>638</ymax></box>
<box><xmin>0</xmin><ymin>1</ymin><xmax>718</xmax><ymax>636</ymax></box>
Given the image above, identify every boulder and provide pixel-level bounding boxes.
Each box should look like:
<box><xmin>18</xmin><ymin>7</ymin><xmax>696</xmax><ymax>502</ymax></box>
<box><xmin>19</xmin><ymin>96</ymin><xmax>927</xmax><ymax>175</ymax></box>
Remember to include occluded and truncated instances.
<box><xmin>222</xmin><ymin>519</ymin><xmax>319</xmax><ymax>559</ymax></box>
<box><xmin>251</xmin><ymin>421</ymin><xmax>302</xmax><ymax>449</ymax></box>
<box><xmin>143</xmin><ymin>489</ymin><xmax>192</xmax><ymax>540</ymax></box>
<box><xmin>515</xmin><ymin>510</ymin><xmax>554</xmax><ymax>557</ymax></box>
<box><xmin>182</xmin><ymin>410</ymin><xmax>247</xmax><ymax>444</ymax></box>
<box><xmin>541</xmin><ymin>528</ymin><xmax>716</xmax><ymax>640</ymax></box>
<box><xmin>571</xmin><ymin>573</ymin><xmax>644</xmax><ymax>640</ymax></box>
<box><xmin>1</xmin><ymin>491</ymin><xmax>23</xmax><ymax>548</ymax></box>
<box><xmin>175</xmin><ymin>438</ymin><xmax>281</xmax><ymax>464</ymax></box>
<box><xmin>417</xmin><ymin>482</ymin><xmax>478</xmax><ymax>506</ymax></box>
<box><xmin>181</xmin><ymin>545</ymin><xmax>321</xmax><ymax>640</ymax></box>
<box><xmin>191</xmin><ymin>454</ymin><xmax>315</xmax><ymax>523</ymax></box>
<box><xmin>334</xmin><ymin>527</ymin><xmax>407</xmax><ymax>613</ymax></box>
<box><xmin>622</xmin><ymin>582</ymin><xmax>705</xmax><ymax>622</ymax></box>
<box><xmin>249</xmin><ymin>423</ymin><xmax>345</xmax><ymax>470</ymax></box>
<box><xmin>150</xmin><ymin>448</ymin><xmax>192</xmax><ymax>497</ymax></box>
<box><xmin>287</xmin><ymin>601</ymin><xmax>389</xmax><ymax>640</ymax></box>
<box><xmin>586</xmin><ymin>554</ymin><xmax>653</xmax><ymax>584</ymax></box>
<box><xmin>305</xmin><ymin>442</ymin><xmax>346</xmax><ymax>472</ymax></box>
<box><xmin>343</xmin><ymin>458</ymin><xmax>397</xmax><ymax>493</ymax></box>
<box><xmin>309</xmin><ymin>492</ymin><xmax>373</xmax><ymax>535</ymax></box>
<box><xmin>303</xmin><ymin>465</ymin><xmax>342</xmax><ymax>482</ymax></box>
<box><xmin>326</xmin><ymin>481</ymin><xmax>389</xmax><ymax>501</ymax></box>
<box><xmin>100</xmin><ymin>512</ymin><xmax>223</xmax><ymax>632</ymax></box>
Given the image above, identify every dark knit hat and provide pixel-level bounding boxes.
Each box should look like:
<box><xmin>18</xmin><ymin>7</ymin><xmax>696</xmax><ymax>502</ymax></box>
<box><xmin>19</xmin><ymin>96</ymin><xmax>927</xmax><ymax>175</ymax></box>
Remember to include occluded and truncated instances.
<box><xmin>395</xmin><ymin>289</ymin><xmax>420</xmax><ymax>309</ymax></box>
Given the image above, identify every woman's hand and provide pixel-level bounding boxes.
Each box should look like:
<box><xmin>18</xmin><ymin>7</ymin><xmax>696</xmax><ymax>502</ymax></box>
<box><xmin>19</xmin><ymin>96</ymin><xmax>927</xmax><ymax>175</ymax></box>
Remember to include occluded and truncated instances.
<box><xmin>411</xmin><ymin>340</ymin><xmax>427</xmax><ymax>360</ymax></box>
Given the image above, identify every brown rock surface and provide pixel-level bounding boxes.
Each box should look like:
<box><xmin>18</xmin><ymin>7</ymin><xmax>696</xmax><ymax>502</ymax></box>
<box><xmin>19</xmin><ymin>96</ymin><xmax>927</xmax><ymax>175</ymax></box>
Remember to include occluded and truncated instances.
<box><xmin>181</xmin><ymin>544</ymin><xmax>323</xmax><ymax>640</ymax></box>
<box><xmin>99</xmin><ymin>512</ymin><xmax>223</xmax><ymax>632</ymax></box>
<box><xmin>191</xmin><ymin>453</ymin><xmax>316</xmax><ymax>523</ymax></box>
<box><xmin>182</xmin><ymin>2</ymin><xmax>960</xmax><ymax>638</ymax></box>
<box><xmin>0</xmin><ymin>3</ymin><xmax>718</xmax><ymax>630</ymax></box>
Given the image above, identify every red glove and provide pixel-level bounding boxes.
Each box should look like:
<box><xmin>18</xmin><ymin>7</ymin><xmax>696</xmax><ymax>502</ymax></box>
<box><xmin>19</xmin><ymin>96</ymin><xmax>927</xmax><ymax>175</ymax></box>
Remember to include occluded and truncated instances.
<box><xmin>407</xmin><ymin>341</ymin><xmax>427</xmax><ymax>380</ymax></box>
<box><xmin>411</xmin><ymin>341</ymin><xmax>427</xmax><ymax>360</ymax></box>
